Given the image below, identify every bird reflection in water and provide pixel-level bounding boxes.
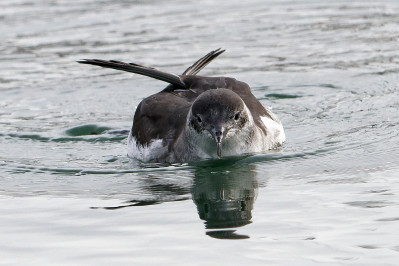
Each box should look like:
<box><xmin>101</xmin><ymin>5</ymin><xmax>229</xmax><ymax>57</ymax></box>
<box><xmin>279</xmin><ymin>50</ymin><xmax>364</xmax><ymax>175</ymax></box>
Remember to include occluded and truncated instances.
<box><xmin>191</xmin><ymin>161</ymin><xmax>259</xmax><ymax>239</ymax></box>
<box><xmin>91</xmin><ymin>158</ymin><xmax>260</xmax><ymax>240</ymax></box>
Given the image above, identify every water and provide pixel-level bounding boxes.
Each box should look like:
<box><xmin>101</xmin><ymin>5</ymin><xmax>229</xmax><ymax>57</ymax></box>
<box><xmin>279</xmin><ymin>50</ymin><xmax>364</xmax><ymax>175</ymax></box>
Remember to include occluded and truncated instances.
<box><xmin>1</xmin><ymin>0</ymin><xmax>399</xmax><ymax>264</ymax></box>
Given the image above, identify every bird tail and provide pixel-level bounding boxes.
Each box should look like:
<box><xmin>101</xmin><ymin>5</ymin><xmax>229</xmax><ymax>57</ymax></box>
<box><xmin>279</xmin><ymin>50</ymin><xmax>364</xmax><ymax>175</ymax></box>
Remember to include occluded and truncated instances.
<box><xmin>77</xmin><ymin>59</ymin><xmax>186</xmax><ymax>88</ymax></box>
<box><xmin>182</xmin><ymin>48</ymin><xmax>225</xmax><ymax>75</ymax></box>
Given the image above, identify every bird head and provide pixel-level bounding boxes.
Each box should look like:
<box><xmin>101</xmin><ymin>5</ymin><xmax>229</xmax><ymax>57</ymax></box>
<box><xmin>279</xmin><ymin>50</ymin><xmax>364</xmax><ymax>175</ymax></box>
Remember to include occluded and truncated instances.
<box><xmin>188</xmin><ymin>88</ymin><xmax>249</xmax><ymax>158</ymax></box>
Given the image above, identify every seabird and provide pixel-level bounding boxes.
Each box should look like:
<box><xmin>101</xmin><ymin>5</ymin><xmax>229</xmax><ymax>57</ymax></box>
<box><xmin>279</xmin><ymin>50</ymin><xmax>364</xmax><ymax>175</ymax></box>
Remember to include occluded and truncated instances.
<box><xmin>78</xmin><ymin>49</ymin><xmax>285</xmax><ymax>162</ymax></box>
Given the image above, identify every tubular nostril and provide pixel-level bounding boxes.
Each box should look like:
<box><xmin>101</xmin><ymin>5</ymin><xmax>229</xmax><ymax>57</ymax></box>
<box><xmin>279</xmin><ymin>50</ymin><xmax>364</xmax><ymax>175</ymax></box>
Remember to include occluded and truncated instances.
<box><xmin>212</xmin><ymin>126</ymin><xmax>224</xmax><ymax>143</ymax></box>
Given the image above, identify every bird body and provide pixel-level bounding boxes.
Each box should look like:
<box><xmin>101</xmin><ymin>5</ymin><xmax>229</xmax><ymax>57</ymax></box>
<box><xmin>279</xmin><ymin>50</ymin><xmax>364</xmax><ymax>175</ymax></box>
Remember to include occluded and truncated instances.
<box><xmin>79</xmin><ymin>49</ymin><xmax>285</xmax><ymax>162</ymax></box>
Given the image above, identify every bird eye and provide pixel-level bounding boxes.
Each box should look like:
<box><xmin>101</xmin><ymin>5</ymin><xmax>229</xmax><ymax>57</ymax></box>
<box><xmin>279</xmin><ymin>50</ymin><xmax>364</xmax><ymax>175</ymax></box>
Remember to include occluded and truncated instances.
<box><xmin>197</xmin><ymin>115</ymin><xmax>202</xmax><ymax>123</ymax></box>
<box><xmin>234</xmin><ymin>112</ymin><xmax>240</xmax><ymax>120</ymax></box>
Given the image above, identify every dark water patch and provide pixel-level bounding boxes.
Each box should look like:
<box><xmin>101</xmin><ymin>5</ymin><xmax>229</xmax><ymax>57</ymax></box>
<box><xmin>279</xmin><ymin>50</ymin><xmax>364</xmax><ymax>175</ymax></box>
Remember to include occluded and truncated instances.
<box><xmin>0</xmin><ymin>77</ymin><xmax>17</xmax><ymax>84</ymax></box>
<box><xmin>65</xmin><ymin>124</ymin><xmax>112</xmax><ymax>136</ymax></box>
<box><xmin>2</xmin><ymin>133</ymin><xmax>127</xmax><ymax>143</ymax></box>
<box><xmin>253</xmin><ymin>85</ymin><xmax>270</xmax><ymax>91</ymax></box>
<box><xmin>91</xmin><ymin>197</ymin><xmax>190</xmax><ymax>210</ymax></box>
<box><xmin>106</xmin><ymin>129</ymin><xmax>130</xmax><ymax>135</ymax></box>
<box><xmin>304</xmin><ymin>237</ymin><xmax>316</xmax><ymax>240</ymax></box>
<box><xmin>308</xmin><ymin>177</ymin><xmax>367</xmax><ymax>185</ymax></box>
<box><xmin>319</xmin><ymin>83</ymin><xmax>341</xmax><ymax>89</ymax></box>
<box><xmin>358</xmin><ymin>245</ymin><xmax>380</xmax><ymax>250</ymax></box>
<box><xmin>289</xmin><ymin>83</ymin><xmax>341</xmax><ymax>89</ymax></box>
<box><xmin>264</xmin><ymin>93</ymin><xmax>302</xmax><ymax>99</ymax></box>
<box><xmin>91</xmin><ymin>200</ymin><xmax>162</xmax><ymax>210</ymax></box>
<box><xmin>376</xmin><ymin>217</ymin><xmax>399</xmax><ymax>222</ymax></box>
<box><xmin>51</xmin><ymin>167</ymin><xmax>185</xmax><ymax>176</ymax></box>
<box><xmin>364</xmin><ymin>189</ymin><xmax>390</xmax><ymax>194</ymax></box>
<box><xmin>356</xmin><ymin>68</ymin><xmax>399</xmax><ymax>76</ymax></box>
<box><xmin>53</xmin><ymin>136</ymin><xmax>127</xmax><ymax>143</ymax></box>
<box><xmin>106</xmin><ymin>157</ymin><xmax>118</xmax><ymax>163</ymax></box>
<box><xmin>325</xmin><ymin>140</ymin><xmax>341</xmax><ymax>145</ymax></box>
<box><xmin>235</xmin><ymin>148</ymin><xmax>336</xmax><ymax>165</ymax></box>
<box><xmin>4</xmin><ymin>134</ymin><xmax>50</xmax><ymax>142</ymax></box>
<box><xmin>345</xmin><ymin>200</ymin><xmax>394</xmax><ymax>208</ymax></box>
<box><xmin>9</xmin><ymin>163</ymin><xmax>194</xmax><ymax>176</ymax></box>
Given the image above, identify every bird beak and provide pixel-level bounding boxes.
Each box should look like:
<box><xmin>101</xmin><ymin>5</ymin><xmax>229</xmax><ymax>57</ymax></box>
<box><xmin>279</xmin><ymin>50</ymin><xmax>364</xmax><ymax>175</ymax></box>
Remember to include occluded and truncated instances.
<box><xmin>211</xmin><ymin>126</ymin><xmax>224</xmax><ymax>158</ymax></box>
<box><xmin>217</xmin><ymin>142</ymin><xmax>222</xmax><ymax>158</ymax></box>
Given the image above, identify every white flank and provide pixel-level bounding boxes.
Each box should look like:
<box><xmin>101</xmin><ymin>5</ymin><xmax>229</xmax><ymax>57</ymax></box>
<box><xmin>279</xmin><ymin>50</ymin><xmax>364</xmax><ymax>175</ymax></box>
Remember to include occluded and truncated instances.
<box><xmin>260</xmin><ymin>115</ymin><xmax>286</xmax><ymax>146</ymax></box>
<box><xmin>127</xmin><ymin>133</ymin><xmax>167</xmax><ymax>162</ymax></box>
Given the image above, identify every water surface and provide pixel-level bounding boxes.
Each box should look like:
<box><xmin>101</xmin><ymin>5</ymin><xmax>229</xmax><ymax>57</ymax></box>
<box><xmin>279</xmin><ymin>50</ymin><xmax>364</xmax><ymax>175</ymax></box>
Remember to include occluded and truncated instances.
<box><xmin>1</xmin><ymin>0</ymin><xmax>399</xmax><ymax>265</ymax></box>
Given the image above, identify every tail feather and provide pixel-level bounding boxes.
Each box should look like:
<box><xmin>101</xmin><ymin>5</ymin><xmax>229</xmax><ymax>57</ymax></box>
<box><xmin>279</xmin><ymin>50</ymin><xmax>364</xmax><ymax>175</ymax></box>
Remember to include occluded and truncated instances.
<box><xmin>78</xmin><ymin>48</ymin><xmax>225</xmax><ymax>89</ymax></box>
<box><xmin>78</xmin><ymin>59</ymin><xmax>186</xmax><ymax>88</ymax></box>
<box><xmin>182</xmin><ymin>48</ymin><xmax>225</xmax><ymax>75</ymax></box>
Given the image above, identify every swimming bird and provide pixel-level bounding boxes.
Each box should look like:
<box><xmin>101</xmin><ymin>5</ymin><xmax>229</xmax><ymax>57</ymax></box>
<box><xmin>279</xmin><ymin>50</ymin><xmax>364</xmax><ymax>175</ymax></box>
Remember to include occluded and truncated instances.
<box><xmin>78</xmin><ymin>49</ymin><xmax>285</xmax><ymax>162</ymax></box>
